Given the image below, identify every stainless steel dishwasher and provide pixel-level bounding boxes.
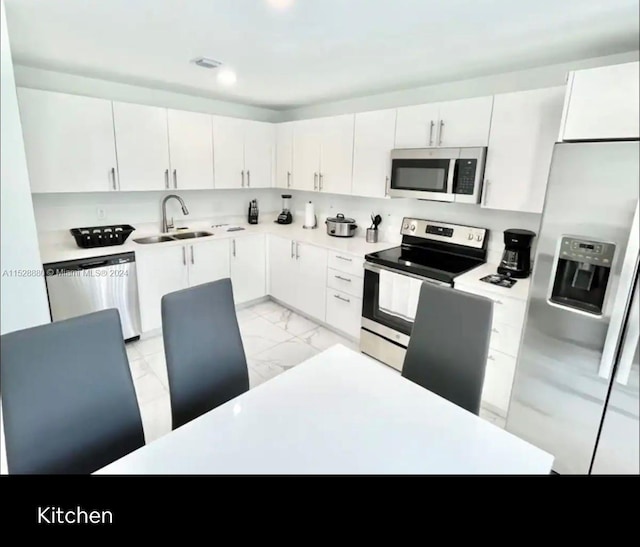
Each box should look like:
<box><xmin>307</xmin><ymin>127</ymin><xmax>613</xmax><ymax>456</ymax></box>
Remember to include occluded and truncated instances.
<box><xmin>44</xmin><ymin>252</ymin><xmax>141</xmax><ymax>341</ymax></box>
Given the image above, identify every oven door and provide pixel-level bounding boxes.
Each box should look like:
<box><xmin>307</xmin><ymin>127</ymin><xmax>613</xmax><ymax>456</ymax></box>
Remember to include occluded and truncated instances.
<box><xmin>388</xmin><ymin>148</ymin><xmax>458</xmax><ymax>201</ymax></box>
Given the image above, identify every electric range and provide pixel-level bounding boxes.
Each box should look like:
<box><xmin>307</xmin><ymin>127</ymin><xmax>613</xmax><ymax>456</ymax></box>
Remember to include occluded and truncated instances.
<box><xmin>361</xmin><ymin>217</ymin><xmax>488</xmax><ymax>371</ymax></box>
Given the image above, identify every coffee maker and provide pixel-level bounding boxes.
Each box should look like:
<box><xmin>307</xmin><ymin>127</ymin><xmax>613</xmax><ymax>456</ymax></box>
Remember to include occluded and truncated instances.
<box><xmin>276</xmin><ymin>194</ymin><xmax>293</xmax><ymax>225</ymax></box>
<box><xmin>498</xmin><ymin>228</ymin><xmax>536</xmax><ymax>278</ymax></box>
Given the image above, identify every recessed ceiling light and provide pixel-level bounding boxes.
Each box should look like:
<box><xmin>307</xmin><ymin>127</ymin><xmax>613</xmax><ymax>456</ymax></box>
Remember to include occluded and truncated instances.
<box><xmin>217</xmin><ymin>68</ymin><xmax>237</xmax><ymax>86</ymax></box>
<box><xmin>267</xmin><ymin>0</ymin><xmax>295</xmax><ymax>10</ymax></box>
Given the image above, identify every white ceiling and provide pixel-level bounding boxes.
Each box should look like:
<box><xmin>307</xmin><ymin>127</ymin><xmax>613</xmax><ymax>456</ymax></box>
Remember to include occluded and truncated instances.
<box><xmin>5</xmin><ymin>0</ymin><xmax>639</xmax><ymax>110</ymax></box>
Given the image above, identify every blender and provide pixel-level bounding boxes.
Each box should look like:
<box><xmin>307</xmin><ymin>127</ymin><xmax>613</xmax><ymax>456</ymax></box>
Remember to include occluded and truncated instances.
<box><xmin>276</xmin><ymin>194</ymin><xmax>293</xmax><ymax>224</ymax></box>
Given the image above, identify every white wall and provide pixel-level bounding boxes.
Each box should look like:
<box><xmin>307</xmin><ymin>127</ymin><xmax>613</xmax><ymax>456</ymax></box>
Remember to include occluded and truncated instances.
<box><xmin>281</xmin><ymin>51</ymin><xmax>639</xmax><ymax>120</ymax></box>
<box><xmin>288</xmin><ymin>191</ymin><xmax>541</xmax><ymax>264</ymax></box>
<box><xmin>32</xmin><ymin>189</ymin><xmax>281</xmax><ymax>233</ymax></box>
<box><xmin>13</xmin><ymin>65</ymin><xmax>281</xmax><ymax>122</ymax></box>
<box><xmin>0</xmin><ymin>0</ymin><xmax>50</xmax><ymax>335</ymax></box>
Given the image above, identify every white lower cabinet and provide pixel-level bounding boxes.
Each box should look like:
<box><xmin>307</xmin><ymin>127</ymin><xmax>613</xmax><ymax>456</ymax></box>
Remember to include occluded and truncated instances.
<box><xmin>482</xmin><ymin>350</ymin><xmax>517</xmax><ymax>413</ymax></box>
<box><xmin>268</xmin><ymin>235</ymin><xmax>328</xmax><ymax>322</ymax></box>
<box><xmin>326</xmin><ymin>289</ymin><xmax>362</xmax><ymax>339</ymax></box>
<box><xmin>230</xmin><ymin>234</ymin><xmax>266</xmax><ymax>304</ymax></box>
<box><xmin>136</xmin><ymin>239</ymin><xmax>230</xmax><ymax>332</ymax></box>
<box><xmin>325</xmin><ymin>252</ymin><xmax>364</xmax><ymax>340</ymax></box>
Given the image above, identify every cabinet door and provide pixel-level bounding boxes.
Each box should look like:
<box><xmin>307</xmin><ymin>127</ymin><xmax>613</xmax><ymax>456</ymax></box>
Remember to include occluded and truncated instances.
<box><xmin>268</xmin><ymin>235</ymin><xmax>296</xmax><ymax>306</ymax></box>
<box><xmin>562</xmin><ymin>62</ymin><xmax>639</xmax><ymax>140</ymax></box>
<box><xmin>292</xmin><ymin>119</ymin><xmax>322</xmax><ymax>191</ymax></box>
<box><xmin>212</xmin><ymin>116</ymin><xmax>245</xmax><ymax>189</ymax></box>
<box><xmin>187</xmin><ymin>239</ymin><xmax>230</xmax><ymax>287</ymax></box>
<box><xmin>230</xmin><ymin>234</ymin><xmax>266</xmax><ymax>304</ymax></box>
<box><xmin>483</xmin><ymin>87</ymin><xmax>565</xmax><ymax>213</ymax></box>
<box><xmin>167</xmin><ymin>109</ymin><xmax>214</xmax><ymax>190</ymax></box>
<box><xmin>394</xmin><ymin>103</ymin><xmax>440</xmax><ymax>148</ymax></box>
<box><xmin>436</xmin><ymin>96</ymin><xmax>493</xmax><ymax>147</ymax></box>
<box><xmin>326</xmin><ymin>290</ymin><xmax>362</xmax><ymax>339</ymax></box>
<box><xmin>276</xmin><ymin>122</ymin><xmax>294</xmax><ymax>189</ymax></box>
<box><xmin>318</xmin><ymin>114</ymin><xmax>354</xmax><ymax>195</ymax></box>
<box><xmin>295</xmin><ymin>242</ymin><xmax>327</xmax><ymax>322</ymax></box>
<box><xmin>352</xmin><ymin>109</ymin><xmax>396</xmax><ymax>198</ymax></box>
<box><xmin>136</xmin><ymin>245</ymin><xmax>189</xmax><ymax>332</ymax></box>
<box><xmin>17</xmin><ymin>88</ymin><xmax>118</xmax><ymax>193</ymax></box>
<box><xmin>113</xmin><ymin>102</ymin><xmax>170</xmax><ymax>191</ymax></box>
<box><xmin>244</xmin><ymin>121</ymin><xmax>275</xmax><ymax>188</ymax></box>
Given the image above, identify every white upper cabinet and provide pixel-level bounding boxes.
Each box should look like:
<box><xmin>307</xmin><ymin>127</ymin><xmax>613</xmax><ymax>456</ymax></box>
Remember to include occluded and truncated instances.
<box><xmin>18</xmin><ymin>88</ymin><xmax>118</xmax><ymax>193</ymax></box>
<box><xmin>167</xmin><ymin>109</ymin><xmax>214</xmax><ymax>190</ymax></box>
<box><xmin>319</xmin><ymin>114</ymin><xmax>355</xmax><ymax>195</ymax></box>
<box><xmin>276</xmin><ymin>122</ymin><xmax>294</xmax><ymax>189</ymax></box>
<box><xmin>352</xmin><ymin>109</ymin><xmax>397</xmax><ymax>198</ymax></box>
<box><xmin>560</xmin><ymin>62</ymin><xmax>640</xmax><ymax>141</ymax></box>
<box><xmin>482</xmin><ymin>87</ymin><xmax>565</xmax><ymax>214</ymax></box>
<box><xmin>212</xmin><ymin>115</ymin><xmax>246</xmax><ymax>189</ymax></box>
<box><xmin>436</xmin><ymin>96</ymin><xmax>493</xmax><ymax>147</ymax></box>
<box><xmin>113</xmin><ymin>102</ymin><xmax>171</xmax><ymax>191</ymax></box>
<box><xmin>395</xmin><ymin>96</ymin><xmax>493</xmax><ymax>148</ymax></box>
<box><xmin>244</xmin><ymin>120</ymin><xmax>275</xmax><ymax>188</ymax></box>
<box><xmin>395</xmin><ymin>103</ymin><xmax>440</xmax><ymax>148</ymax></box>
<box><xmin>292</xmin><ymin>119</ymin><xmax>322</xmax><ymax>191</ymax></box>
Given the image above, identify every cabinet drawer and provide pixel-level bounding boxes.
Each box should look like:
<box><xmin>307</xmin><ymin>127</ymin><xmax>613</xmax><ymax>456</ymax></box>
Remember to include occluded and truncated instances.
<box><xmin>327</xmin><ymin>268</ymin><xmax>364</xmax><ymax>298</ymax></box>
<box><xmin>456</xmin><ymin>285</ymin><xmax>526</xmax><ymax>325</ymax></box>
<box><xmin>489</xmin><ymin>321</ymin><xmax>523</xmax><ymax>357</ymax></box>
<box><xmin>326</xmin><ymin>289</ymin><xmax>362</xmax><ymax>339</ymax></box>
<box><xmin>481</xmin><ymin>350</ymin><xmax>517</xmax><ymax>416</ymax></box>
<box><xmin>327</xmin><ymin>251</ymin><xmax>363</xmax><ymax>278</ymax></box>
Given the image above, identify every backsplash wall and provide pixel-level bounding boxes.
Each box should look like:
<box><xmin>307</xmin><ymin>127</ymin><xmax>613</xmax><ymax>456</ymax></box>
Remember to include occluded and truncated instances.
<box><xmin>288</xmin><ymin>191</ymin><xmax>542</xmax><ymax>264</ymax></box>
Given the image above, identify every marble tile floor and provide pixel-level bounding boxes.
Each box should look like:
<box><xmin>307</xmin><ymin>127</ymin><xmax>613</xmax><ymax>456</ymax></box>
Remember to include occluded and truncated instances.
<box><xmin>126</xmin><ymin>300</ymin><xmax>359</xmax><ymax>444</ymax></box>
<box><xmin>126</xmin><ymin>298</ymin><xmax>506</xmax><ymax>445</ymax></box>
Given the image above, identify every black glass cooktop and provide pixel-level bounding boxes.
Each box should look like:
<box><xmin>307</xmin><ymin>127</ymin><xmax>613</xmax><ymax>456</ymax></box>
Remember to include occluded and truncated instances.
<box><xmin>365</xmin><ymin>245</ymin><xmax>484</xmax><ymax>283</ymax></box>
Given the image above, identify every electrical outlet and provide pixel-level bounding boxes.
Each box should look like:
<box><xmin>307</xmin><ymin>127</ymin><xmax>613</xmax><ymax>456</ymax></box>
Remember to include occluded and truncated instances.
<box><xmin>96</xmin><ymin>207</ymin><xmax>106</xmax><ymax>221</ymax></box>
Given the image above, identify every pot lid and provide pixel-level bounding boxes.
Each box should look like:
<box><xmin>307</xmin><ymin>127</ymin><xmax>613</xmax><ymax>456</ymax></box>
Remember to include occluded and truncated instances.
<box><xmin>326</xmin><ymin>213</ymin><xmax>355</xmax><ymax>223</ymax></box>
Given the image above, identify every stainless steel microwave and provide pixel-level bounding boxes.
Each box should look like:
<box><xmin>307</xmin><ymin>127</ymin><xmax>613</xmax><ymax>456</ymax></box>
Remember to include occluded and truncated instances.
<box><xmin>389</xmin><ymin>147</ymin><xmax>487</xmax><ymax>203</ymax></box>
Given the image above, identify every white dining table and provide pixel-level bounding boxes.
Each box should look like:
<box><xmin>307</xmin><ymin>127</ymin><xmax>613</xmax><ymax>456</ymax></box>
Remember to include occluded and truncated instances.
<box><xmin>97</xmin><ymin>345</ymin><xmax>553</xmax><ymax>474</ymax></box>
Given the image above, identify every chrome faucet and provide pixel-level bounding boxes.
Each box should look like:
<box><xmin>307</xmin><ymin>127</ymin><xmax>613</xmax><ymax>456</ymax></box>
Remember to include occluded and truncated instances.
<box><xmin>161</xmin><ymin>194</ymin><xmax>190</xmax><ymax>233</ymax></box>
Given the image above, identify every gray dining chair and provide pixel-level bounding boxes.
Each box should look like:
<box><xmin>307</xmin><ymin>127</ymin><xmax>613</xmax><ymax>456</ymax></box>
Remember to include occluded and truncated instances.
<box><xmin>402</xmin><ymin>282</ymin><xmax>493</xmax><ymax>415</ymax></box>
<box><xmin>161</xmin><ymin>278</ymin><xmax>249</xmax><ymax>430</ymax></box>
<box><xmin>0</xmin><ymin>309</ymin><xmax>145</xmax><ymax>474</ymax></box>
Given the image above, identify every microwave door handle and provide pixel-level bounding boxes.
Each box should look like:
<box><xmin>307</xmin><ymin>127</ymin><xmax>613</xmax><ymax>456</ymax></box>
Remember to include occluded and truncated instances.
<box><xmin>446</xmin><ymin>159</ymin><xmax>456</xmax><ymax>196</ymax></box>
<box><xmin>598</xmin><ymin>202</ymin><xmax>639</xmax><ymax>380</ymax></box>
<box><xmin>614</xmin><ymin>279</ymin><xmax>639</xmax><ymax>386</ymax></box>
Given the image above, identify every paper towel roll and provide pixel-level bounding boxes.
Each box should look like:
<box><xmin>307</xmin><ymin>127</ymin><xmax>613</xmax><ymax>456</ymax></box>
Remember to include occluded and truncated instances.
<box><xmin>304</xmin><ymin>201</ymin><xmax>316</xmax><ymax>228</ymax></box>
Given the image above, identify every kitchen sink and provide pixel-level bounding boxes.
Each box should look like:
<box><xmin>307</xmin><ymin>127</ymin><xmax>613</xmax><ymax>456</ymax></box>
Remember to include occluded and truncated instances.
<box><xmin>171</xmin><ymin>231</ymin><xmax>214</xmax><ymax>239</ymax></box>
<box><xmin>133</xmin><ymin>235</ymin><xmax>176</xmax><ymax>244</ymax></box>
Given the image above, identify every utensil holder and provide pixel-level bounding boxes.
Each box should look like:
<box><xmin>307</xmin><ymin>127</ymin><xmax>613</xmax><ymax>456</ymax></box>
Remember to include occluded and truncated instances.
<box><xmin>366</xmin><ymin>228</ymin><xmax>379</xmax><ymax>243</ymax></box>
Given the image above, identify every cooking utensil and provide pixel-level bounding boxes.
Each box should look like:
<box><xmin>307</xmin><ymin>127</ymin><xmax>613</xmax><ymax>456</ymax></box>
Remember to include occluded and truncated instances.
<box><xmin>325</xmin><ymin>213</ymin><xmax>357</xmax><ymax>238</ymax></box>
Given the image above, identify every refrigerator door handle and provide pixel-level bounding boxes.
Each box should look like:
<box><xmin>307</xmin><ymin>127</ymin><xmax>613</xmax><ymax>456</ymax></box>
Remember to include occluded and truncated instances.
<box><xmin>599</xmin><ymin>202</ymin><xmax>639</xmax><ymax>380</ymax></box>
<box><xmin>614</xmin><ymin>278</ymin><xmax>639</xmax><ymax>386</ymax></box>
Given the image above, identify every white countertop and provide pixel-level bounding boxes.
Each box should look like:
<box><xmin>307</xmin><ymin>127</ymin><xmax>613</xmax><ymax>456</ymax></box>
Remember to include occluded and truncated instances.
<box><xmin>38</xmin><ymin>218</ymin><xmax>394</xmax><ymax>264</ymax></box>
<box><xmin>97</xmin><ymin>345</ymin><xmax>553</xmax><ymax>475</ymax></box>
<box><xmin>455</xmin><ymin>262</ymin><xmax>532</xmax><ymax>301</ymax></box>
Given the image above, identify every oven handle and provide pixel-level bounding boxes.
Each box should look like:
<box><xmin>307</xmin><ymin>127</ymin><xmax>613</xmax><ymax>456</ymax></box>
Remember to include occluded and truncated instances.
<box><xmin>364</xmin><ymin>262</ymin><xmax>450</xmax><ymax>287</ymax></box>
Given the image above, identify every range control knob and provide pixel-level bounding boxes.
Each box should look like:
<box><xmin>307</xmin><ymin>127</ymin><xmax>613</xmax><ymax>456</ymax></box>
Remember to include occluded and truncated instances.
<box><xmin>476</xmin><ymin>235</ymin><xmax>483</xmax><ymax>242</ymax></box>
<box><xmin>403</xmin><ymin>223</ymin><xmax>409</xmax><ymax>230</ymax></box>
<box><xmin>467</xmin><ymin>233</ymin><xmax>474</xmax><ymax>240</ymax></box>
<box><xmin>410</xmin><ymin>225</ymin><xmax>416</xmax><ymax>232</ymax></box>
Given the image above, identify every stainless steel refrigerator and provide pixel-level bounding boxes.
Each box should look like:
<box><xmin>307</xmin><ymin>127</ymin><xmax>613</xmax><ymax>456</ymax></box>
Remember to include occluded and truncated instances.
<box><xmin>506</xmin><ymin>140</ymin><xmax>639</xmax><ymax>474</ymax></box>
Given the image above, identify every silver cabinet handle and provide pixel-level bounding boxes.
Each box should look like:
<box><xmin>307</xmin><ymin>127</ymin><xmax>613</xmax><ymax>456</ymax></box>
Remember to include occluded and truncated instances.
<box><xmin>291</xmin><ymin>240</ymin><xmax>295</xmax><ymax>259</ymax></box>
<box><xmin>241</xmin><ymin>170</ymin><xmax>245</xmax><ymax>187</ymax></box>
<box><xmin>190</xmin><ymin>245</ymin><xmax>194</xmax><ymax>265</ymax></box>
<box><xmin>335</xmin><ymin>275</ymin><xmax>351</xmax><ymax>282</ymax></box>
<box><xmin>336</xmin><ymin>255</ymin><xmax>352</xmax><ymax>262</ymax></box>
<box><xmin>173</xmin><ymin>169</ymin><xmax>178</xmax><ymax>189</ymax></box>
<box><xmin>319</xmin><ymin>173</ymin><xmax>324</xmax><ymax>191</ymax></box>
<box><xmin>491</xmin><ymin>328</ymin><xmax>499</xmax><ymax>334</ymax></box>
<box><xmin>438</xmin><ymin>120</ymin><xmax>444</xmax><ymax>146</ymax></box>
<box><xmin>482</xmin><ymin>179</ymin><xmax>491</xmax><ymax>206</ymax></box>
<box><xmin>182</xmin><ymin>246</ymin><xmax>186</xmax><ymax>266</ymax></box>
<box><xmin>165</xmin><ymin>169</ymin><xmax>170</xmax><ymax>189</ymax></box>
<box><xmin>287</xmin><ymin>171</ymin><xmax>291</xmax><ymax>188</ymax></box>
<box><xmin>314</xmin><ymin>172</ymin><xmax>318</xmax><ymax>191</ymax></box>
<box><xmin>296</xmin><ymin>242</ymin><xmax>300</xmax><ymax>259</ymax></box>
<box><xmin>247</xmin><ymin>170</ymin><xmax>250</xmax><ymax>187</ymax></box>
<box><xmin>232</xmin><ymin>239</ymin><xmax>236</xmax><ymax>257</ymax></box>
<box><xmin>428</xmin><ymin>120</ymin><xmax>435</xmax><ymax>146</ymax></box>
<box><xmin>334</xmin><ymin>294</ymin><xmax>351</xmax><ymax>303</ymax></box>
<box><xmin>495</xmin><ymin>299</ymin><xmax>503</xmax><ymax>305</ymax></box>
<box><xmin>385</xmin><ymin>175</ymin><xmax>390</xmax><ymax>196</ymax></box>
<box><xmin>487</xmin><ymin>355</ymin><xmax>495</xmax><ymax>361</ymax></box>
<box><xmin>110</xmin><ymin>167</ymin><xmax>117</xmax><ymax>190</ymax></box>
